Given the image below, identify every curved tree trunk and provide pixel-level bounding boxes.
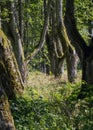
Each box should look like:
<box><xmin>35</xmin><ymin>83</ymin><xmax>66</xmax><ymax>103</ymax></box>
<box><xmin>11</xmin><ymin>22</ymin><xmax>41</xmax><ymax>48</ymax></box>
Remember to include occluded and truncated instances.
<box><xmin>26</xmin><ymin>0</ymin><xmax>52</xmax><ymax>64</ymax></box>
<box><xmin>0</xmin><ymin>29</ymin><xmax>24</xmax><ymax>129</ymax></box>
<box><xmin>56</xmin><ymin>0</ymin><xmax>77</xmax><ymax>82</ymax></box>
<box><xmin>0</xmin><ymin>30</ymin><xmax>24</xmax><ymax>99</ymax></box>
<box><xmin>65</xmin><ymin>0</ymin><xmax>93</xmax><ymax>98</ymax></box>
<box><xmin>64</xmin><ymin>0</ymin><xmax>86</xmax><ymax>62</ymax></box>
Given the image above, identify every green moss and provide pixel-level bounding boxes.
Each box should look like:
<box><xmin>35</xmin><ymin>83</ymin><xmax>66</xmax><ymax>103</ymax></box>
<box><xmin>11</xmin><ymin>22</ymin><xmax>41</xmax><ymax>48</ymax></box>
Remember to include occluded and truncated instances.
<box><xmin>0</xmin><ymin>88</ymin><xmax>15</xmax><ymax>129</ymax></box>
<box><xmin>0</xmin><ymin>29</ymin><xmax>24</xmax><ymax>99</ymax></box>
<box><xmin>0</xmin><ymin>29</ymin><xmax>9</xmax><ymax>47</ymax></box>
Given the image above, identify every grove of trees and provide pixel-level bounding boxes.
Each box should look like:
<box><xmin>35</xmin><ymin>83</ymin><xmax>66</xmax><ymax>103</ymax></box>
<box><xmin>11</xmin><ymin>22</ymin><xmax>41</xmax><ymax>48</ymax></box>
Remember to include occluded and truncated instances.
<box><xmin>0</xmin><ymin>0</ymin><xmax>93</xmax><ymax>129</ymax></box>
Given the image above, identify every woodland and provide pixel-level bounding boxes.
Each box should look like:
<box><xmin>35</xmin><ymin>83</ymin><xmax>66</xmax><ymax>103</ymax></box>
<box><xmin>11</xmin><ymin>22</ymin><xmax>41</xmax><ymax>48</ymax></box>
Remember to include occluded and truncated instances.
<box><xmin>0</xmin><ymin>0</ymin><xmax>93</xmax><ymax>130</ymax></box>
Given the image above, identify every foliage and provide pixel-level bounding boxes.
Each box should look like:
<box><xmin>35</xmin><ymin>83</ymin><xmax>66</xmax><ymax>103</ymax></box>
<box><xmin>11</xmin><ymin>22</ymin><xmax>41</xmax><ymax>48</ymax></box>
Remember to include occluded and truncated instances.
<box><xmin>10</xmin><ymin>72</ymin><xmax>93</xmax><ymax>130</ymax></box>
<box><xmin>29</xmin><ymin>46</ymin><xmax>49</xmax><ymax>71</ymax></box>
<box><xmin>75</xmin><ymin>0</ymin><xmax>93</xmax><ymax>43</ymax></box>
<box><xmin>23</xmin><ymin>0</ymin><xmax>43</xmax><ymax>54</ymax></box>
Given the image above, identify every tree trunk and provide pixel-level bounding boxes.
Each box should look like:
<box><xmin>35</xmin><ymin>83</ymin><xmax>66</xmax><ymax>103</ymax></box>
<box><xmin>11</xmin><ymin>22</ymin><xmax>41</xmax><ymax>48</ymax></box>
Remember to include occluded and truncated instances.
<box><xmin>0</xmin><ymin>7</ymin><xmax>1</xmax><ymax>29</ymax></box>
<box><xmin>65</xmin><ymin>0</ymin><xmax>93</xmax><ymax>98</ymax></box>
<box><xmin>78</xmin><ymin>55</ymin><xmax>93</xmax><ymax>98</ymax></box>
<box><xmin>56</xmin><ymin>0</ymin><xmax>78</xmax><ymax>81</ymax></box>
<box><xmin>8</xmin><ymin>1</ymin><xmax>25</xmax><ymax>82</ymax></box>
<box><xmin>0</xmin><ymin>29</ymin><xmax>24</xmax><ymax>99</ymax></box>
<box><xmin>54</xmin><ymin>58</ymin><xmax>64</xmax><ymax>78</ymax></box>
<box><xmin>18</xmin><ymin>0</ymin><xmax>23</xmax><ymax>40</ymax></box>
<box><xmin>46</xmin><ymin>33</ymin><xmax>56</xmax><ymax>74</ymax></box>
<box><xmin>45</xmin><ymin>0</ymin><xmax>65</xmax><ymax>77</ymax></box>
<box><xmin>66</xmin><ymin>49</ymin><xmax>77</xmax><ymax>82</ymax></box>
<box><xmin>0</xmin><ymin>81</ymin><xmax>15</xmax><ymax>130</ymax></box>
<box><xmin>46</xmin><ymin>33</ymin><xmax>64</xmax><ymax>77</ymax></box>
<box><xmin>0</xmin><ymin>29</ymin><xmax>24</xmax><ymax>129</ymax></box>
<box><xmin>82</xmin><ymin>58</ymin><xmax>93</xmax><ymax>85</ymax></box>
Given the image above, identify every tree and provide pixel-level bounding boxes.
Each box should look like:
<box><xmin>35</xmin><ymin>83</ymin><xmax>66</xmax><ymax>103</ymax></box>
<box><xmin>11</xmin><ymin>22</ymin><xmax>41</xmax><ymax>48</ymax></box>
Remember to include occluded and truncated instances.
<box><xmin>1</xmin><ymin>0</ymin><xmax>26</xmax><ymax>82</ymax></box>
<box><xmin>64</xmin><ymin>0</ymin><xmax>93</xmax><ymax>98</ymax></box>
<box><xmin>56</xmin><ymin>0</ymin><xmax>78</xmax><ymax>82</ymax></box>
<box><xmin>9</xmin><ymin>0</ymin><xmax>25</xmax><ymax>81</ymax></box>
<box><xmin>0</xmin><ymin>29</ymin><xmax>24</xmax><ymax>129</ymax></box>
<box><xmin>45</xmin><ymin>0</ymin><xmax>65</xmax><ymax>77</ymax></box>
<box><xmin>45</xmin><ymin>0</ymin><xmax>77</xmax><ymax>80</ymax></box>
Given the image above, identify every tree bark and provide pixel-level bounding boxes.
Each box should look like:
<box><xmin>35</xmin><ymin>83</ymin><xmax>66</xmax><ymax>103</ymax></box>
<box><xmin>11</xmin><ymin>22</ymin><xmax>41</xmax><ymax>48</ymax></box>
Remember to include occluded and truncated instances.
<box><xmin>0</xmin><ymin>29</ymin><xmax>24</xmax><ymax>129</ymax></box>
<box><xmin>9</xmin><ymin>1</ymin><xmax>25</xmax><ymax>82</ymax></box>
<box><xmin>66</xmin><ymin>49</ymin><xmax>77</xmax><ymax>82</ymax></box>
<box><xmin>64</xmin><ymin>0</ymin><xmax>87</xmax><ymax>61</ymax></box>
<box><xmin>0</xmin><ymin>29</ymin><xmax>24</xmax><ymax>99</ymax></box>
<box><xmin>18</xmin><ymin>0</ymin><xmax>23</xmax><ymax>40</ymax></box>
<box><xmin>0</xmin><ymin>6</ymin><xmax>1</xmax><ymax>29</ymax></box>
<box><xmin>0</xmin><ymin>81</ymin><xmax>15</xmax><ymax>130</ymax></box>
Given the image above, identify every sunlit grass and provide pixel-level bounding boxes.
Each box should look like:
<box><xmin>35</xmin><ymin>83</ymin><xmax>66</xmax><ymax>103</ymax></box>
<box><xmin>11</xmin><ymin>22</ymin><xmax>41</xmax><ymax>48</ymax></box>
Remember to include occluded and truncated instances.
<box><xmin>10</xmin><ymin>70</ymin><xmax>93</xmax><ymax>130</ymax></box>
<box><xmin>24</xmin><ymin>70</ymin><xmax>81</xmax><ymax>100</ymax></box>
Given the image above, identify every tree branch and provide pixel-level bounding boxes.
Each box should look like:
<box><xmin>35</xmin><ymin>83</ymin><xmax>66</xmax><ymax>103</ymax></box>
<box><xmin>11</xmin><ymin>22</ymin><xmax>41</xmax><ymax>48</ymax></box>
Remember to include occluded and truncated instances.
<box><xmin>26</xmin><ymin>0</ymin><xmax>52</xmax><ymax>64</ymax></box>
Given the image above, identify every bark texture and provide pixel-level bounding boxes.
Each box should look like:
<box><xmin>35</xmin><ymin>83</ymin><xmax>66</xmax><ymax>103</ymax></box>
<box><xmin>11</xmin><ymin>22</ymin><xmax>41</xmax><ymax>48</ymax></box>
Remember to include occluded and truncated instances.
<box><xmin>0</xmin><ymin>82</ymin><xmax>15</xmax><ymax>130</ymax></box>
<box><xmin>0</xmin><ymin>29</ymin><xmax>24</xmax><ymax>99</ymax></box>
<box><xmin>0</xmin><ymin>29</ymin><xmax>24</xmax><ymax>129</ymax></box>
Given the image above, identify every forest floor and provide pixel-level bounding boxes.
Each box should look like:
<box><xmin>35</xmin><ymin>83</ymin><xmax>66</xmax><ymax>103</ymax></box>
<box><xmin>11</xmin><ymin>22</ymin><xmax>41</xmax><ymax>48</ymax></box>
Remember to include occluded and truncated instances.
<box><xmin>25</xmin><ymin>71</ymin><xmax>81</xmax><ymax>100</ymax></box>
<box><xmin>10</xmin><ymin>71</ymin><xmax>93</xmax><ymax>130</ymax></box>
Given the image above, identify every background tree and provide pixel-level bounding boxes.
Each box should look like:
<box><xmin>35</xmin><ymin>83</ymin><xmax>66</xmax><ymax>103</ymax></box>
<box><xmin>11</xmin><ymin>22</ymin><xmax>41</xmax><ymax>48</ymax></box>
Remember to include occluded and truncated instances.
<box><xmin>45</xmin><ymin>0</ymin><xmax>65</xmax><ymax>77</ymax></box>
<box><xmin>45</xmin><ymin>0</ymin><xmax>78</xmax><ymax>80</ymax></box>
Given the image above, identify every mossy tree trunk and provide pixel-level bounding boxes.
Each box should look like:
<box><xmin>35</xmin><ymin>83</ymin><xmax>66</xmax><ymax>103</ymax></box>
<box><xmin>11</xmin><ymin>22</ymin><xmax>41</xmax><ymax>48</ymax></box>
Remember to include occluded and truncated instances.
<box><xmin>45</xmin><ymin>1</ymin><xmax>65</xmax><ymax>77</ymax></box>
<box><xmin>0</xmin><ymin>82</ymin><xmax>15</xmax><ymax>130</ymax></box>
<box><xmin>56</xmin><ymin>0</ymin><xmax>77</xmax><ymax>81</ymax></box>
<box><xmin>0</xmin><ymin>29</ymin><xmax>24</xmax><ymax>129</ymax></box>
<box><xmin>0</xmin><ymin>30</ymin><xmax>24</xmax><ymax>98</ymax></box>
<box><xmin>1</xmin><ymin>0</ymin><xmax>26</xmax><ymax>82</ymax></box>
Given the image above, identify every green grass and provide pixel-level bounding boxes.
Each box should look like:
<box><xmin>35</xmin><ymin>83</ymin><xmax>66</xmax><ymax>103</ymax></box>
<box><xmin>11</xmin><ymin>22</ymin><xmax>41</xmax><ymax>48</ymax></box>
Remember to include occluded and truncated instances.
<box><xmin>10</xmin><ymin>71</ymin><xmax>93</xmax><ymax>130</ymax></box>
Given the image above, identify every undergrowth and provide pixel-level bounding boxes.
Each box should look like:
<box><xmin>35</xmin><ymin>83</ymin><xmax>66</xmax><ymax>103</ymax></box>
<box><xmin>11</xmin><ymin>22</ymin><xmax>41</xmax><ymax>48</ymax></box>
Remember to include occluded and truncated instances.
<box><xmin>10</xmin><ymin>71</ymin><xmax>93</xmax><ymax>130</ymax></box>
